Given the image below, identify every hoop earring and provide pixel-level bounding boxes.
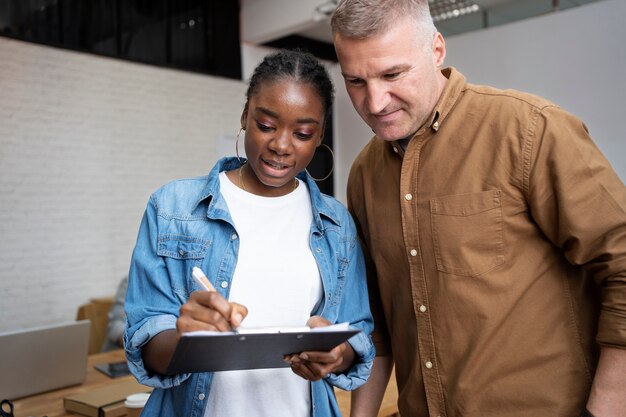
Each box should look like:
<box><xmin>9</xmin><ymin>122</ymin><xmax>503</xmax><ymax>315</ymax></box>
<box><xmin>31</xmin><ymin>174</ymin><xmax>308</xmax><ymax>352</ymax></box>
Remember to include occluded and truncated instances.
<box><xmin>307</xmin><ymin>143</ymin><xmax>335</xmax><ymax>182</ymax></box>
<box><xmin>235</xmin><ymin>128</ymin><xmax>244</xmax><ymax>164</ymax></box>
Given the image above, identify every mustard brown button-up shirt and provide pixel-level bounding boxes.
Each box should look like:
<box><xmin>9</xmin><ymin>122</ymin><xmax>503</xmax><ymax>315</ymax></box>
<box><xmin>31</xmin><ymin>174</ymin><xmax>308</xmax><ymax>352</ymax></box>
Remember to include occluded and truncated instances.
<box><xmin>347</xmin><ymin>67</ymin><xmax>626</xmax><ymax>417</ymax></box>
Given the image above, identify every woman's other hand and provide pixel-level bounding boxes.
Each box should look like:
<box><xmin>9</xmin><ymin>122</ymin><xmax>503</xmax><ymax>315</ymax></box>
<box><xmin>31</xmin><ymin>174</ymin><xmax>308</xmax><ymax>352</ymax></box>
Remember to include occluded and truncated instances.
<box><xmin>285</xmin><ymin>316</ymin><xmax>356</xmax><ymax>381</ymax></box>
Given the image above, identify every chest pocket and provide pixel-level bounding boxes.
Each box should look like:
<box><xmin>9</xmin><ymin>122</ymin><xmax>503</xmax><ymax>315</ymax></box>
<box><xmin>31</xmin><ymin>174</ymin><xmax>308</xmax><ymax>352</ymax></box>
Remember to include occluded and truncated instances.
<box><xmin>430</xmin><ymin>190</ymin><xmax>505</xmax><ymax>277</ymax></box>
<box><xmin>158</xmin><ymin>234</ymin><xmax>210</xmax><ymax>259</ymax></box>
<box><xmin>157</xmin><ymin>234</ymin><xmax>210</xmax><ymax>296</ymax></box>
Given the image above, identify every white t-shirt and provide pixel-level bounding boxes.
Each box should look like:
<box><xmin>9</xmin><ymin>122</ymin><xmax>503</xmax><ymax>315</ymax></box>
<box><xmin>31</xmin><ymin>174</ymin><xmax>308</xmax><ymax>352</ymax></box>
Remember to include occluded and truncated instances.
<box><xmin>203</xmin><ymin>172</ymin><xmax>323</xmax><ymax>417</ymax></box>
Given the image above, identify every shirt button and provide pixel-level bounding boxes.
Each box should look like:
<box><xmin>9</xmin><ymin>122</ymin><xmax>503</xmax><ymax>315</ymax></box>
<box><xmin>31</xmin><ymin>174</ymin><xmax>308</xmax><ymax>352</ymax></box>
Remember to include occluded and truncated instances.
<box><xmin>405</xmin><ymin>193</ymin><xmax>413</xmax><ymax>201</ymax></box>
<box><xmin>410</xmin><ymin>249</ymin><xmax>417</xmax><ymax>256</ymax></box>
<box><xmin>179</xmin><ymin>250</ymin><xmax>185</xmax><ymax>256</ymax></box>
<box><xmin>419</xmin><ymin>304</ymin><xmax>427</xmax><ymax>313</ymax></box>
<box><xmin>393</xmin><ymin>146</ymin><xmax>398</xmax><ymax>153</ymax></box>
<box><xmin>425</xmin><ymin>361</ymin><xmax>433</xmax><ymax>369</ymax></box>
<box><xmin>231</xmin><ymin>233</ymin><xmax>238</xmax><ymax>240</ymax></box>
<box><xmin>221</xmin><ymin>281</ymin><xmax>228</xmax><ymax>289</ymax></box>
<box><xmin>198</xmin><ymin>393</ymin><xmax>205</xmax><ymax>400</ymax></box>
<box><xmin>433</xmin><ymin>121</ymin><xmax>440</xmax><ymax>130</ymax></box>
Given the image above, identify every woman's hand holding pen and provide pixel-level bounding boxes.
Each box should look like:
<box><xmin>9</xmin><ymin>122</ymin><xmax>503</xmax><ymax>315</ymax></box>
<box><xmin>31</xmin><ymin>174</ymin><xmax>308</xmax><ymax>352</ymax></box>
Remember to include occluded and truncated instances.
<box><xmin>176</xmin><ymin>267</ymin><xmax>248</xmax><ymax>339</ymax></box>
<box><xmin>284</xmin><ymin>316</ymin><xmax>356</xmax><ymax>382</ymax></box>
<box><xmin>143</xmin><ymin>268</ymin><xmax>247</xmax><ymax>375</ymax></box>
<box><xmin>177</xmin><ymin>291</ymin><xmax>248</xmax><ymax>337</ymax></box>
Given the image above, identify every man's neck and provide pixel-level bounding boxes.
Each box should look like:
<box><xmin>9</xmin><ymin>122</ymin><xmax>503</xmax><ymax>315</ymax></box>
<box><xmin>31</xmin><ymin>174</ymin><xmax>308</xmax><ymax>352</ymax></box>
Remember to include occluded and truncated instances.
<box><xmin>396</xmin><ymin>132</ymin><xmax>416</xmax><ymax>150</ymax></box>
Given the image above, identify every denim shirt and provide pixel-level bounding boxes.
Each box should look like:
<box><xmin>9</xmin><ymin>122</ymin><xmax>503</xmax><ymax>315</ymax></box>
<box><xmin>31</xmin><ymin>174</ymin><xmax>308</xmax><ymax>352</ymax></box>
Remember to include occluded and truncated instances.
<box><xmin>125</xmin><ymin>157</ymin><xmax>375</xmax><ymax>417</ymax></box>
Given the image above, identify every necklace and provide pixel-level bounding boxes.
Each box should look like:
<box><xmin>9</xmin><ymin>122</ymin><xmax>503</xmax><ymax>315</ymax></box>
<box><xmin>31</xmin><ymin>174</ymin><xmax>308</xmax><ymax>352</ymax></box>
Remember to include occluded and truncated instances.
<box><xmin>238</xmin><ymin>165</ymin><xmax>297</xmax><ymax>193</ymax></box>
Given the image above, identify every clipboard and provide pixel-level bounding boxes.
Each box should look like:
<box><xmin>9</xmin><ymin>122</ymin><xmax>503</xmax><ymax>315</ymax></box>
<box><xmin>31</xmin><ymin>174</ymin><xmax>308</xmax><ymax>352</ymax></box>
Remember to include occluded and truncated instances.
<box><xmin>165</xmin><ymin>324</ymin><xmax>359</xmax><ymax>374</ymax></box>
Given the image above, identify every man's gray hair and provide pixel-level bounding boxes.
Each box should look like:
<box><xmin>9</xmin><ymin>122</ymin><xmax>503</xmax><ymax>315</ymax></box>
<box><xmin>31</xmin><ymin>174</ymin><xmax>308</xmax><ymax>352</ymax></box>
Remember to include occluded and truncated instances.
<box><xmin>331</xmin><ymin>0</ymin><xmax>437</xmax><ymax>44</ymax></box>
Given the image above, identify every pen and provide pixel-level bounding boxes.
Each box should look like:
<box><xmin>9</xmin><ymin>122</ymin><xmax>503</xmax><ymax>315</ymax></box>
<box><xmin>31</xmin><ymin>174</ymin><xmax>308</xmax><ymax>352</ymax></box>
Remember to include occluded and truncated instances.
<box><xmin>191</xmin><ymin>266</ymin><xmax>239</xmax><ymax>333</ymax></box>
<box><xmin>191</xmin><ymin>266</ymin><xmax>216</xmax><ymax>292</ymax></box>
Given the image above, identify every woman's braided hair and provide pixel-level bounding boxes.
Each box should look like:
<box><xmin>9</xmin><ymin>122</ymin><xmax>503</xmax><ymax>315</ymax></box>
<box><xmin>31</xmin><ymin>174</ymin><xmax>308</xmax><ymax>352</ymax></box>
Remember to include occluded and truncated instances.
<box><xmin>245</xmin><ymin>49</ymin><xmax>334</xmax><ymax>122</ymax></box>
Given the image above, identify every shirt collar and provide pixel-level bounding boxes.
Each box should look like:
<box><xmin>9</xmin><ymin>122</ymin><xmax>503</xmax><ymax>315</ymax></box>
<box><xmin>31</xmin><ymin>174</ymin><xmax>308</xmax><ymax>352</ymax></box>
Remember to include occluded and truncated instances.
<box><xmin>192</xmin><ymin>157</ymin><xmax>342</xmax><ymax>230</ymax></box>
<box><xmin>389</xmin><ymin>66</ymin><xmax>465</xmax><ymax>156</ymax></box>
<box><xmin>431</xmin><ymin>67</ymin><xmax>465</xmax><ymax>132</ymax></box>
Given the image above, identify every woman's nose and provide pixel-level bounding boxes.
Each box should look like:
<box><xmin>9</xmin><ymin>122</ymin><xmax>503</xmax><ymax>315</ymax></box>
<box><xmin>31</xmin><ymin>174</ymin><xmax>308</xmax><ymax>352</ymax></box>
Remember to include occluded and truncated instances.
<box><xmin>269</xmin><ymin>129</ymin><xmax>291</xmax><ymax>154</ymax></box>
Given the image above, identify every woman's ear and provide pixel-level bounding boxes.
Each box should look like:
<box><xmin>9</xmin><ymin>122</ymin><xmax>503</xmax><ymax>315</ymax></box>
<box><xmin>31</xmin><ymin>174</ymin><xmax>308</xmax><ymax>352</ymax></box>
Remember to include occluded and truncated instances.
<box><xmin>317</xmin><ymin>127</ymin><xmax>325</xmax><ymax>146</ymax></box>
<box><xmin>240</xmin><ymin>107</ymin><xmax>248</xmax><ymax>129</ymax></box>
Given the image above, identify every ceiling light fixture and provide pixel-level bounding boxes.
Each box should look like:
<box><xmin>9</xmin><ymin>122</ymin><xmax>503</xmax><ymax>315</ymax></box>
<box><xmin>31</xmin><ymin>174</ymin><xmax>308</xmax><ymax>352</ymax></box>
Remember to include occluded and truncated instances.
<box><xmin>314</xmin><ymin>0</ymin><xmax>339</xmax><ymax>21</ymax></box>
<box><xmin>429</xmin><ymin>0</ymin><xmax>481</xmax><ymax>22</ymax></box>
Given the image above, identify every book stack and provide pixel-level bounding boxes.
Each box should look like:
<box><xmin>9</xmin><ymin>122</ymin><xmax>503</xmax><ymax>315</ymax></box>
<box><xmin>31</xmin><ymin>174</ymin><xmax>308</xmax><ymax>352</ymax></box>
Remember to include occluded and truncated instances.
<box><xmin>63</xmin><ymin>379</ymin><xmax>151</xmax><ymax>417</ymax></box>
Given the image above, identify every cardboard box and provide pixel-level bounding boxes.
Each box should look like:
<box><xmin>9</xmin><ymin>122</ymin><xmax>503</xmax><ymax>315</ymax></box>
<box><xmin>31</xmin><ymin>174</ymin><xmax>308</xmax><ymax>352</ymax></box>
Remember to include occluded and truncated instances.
<box><xmin>63</xmin><ymin>379</ymin><xmax>151</xmax><ymax>417</ymax></box>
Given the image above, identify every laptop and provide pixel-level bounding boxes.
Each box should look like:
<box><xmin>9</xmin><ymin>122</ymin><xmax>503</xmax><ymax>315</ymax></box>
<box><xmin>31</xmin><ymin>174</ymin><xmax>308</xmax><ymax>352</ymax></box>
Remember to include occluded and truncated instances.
<box><xmin>0</xmin><ymin>320</ymin><xmax>90</xmax><ymax>400</ymax></box>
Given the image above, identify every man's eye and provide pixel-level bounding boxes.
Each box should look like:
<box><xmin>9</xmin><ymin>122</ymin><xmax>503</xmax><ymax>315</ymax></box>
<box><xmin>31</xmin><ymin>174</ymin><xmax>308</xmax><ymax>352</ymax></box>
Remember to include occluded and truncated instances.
<box><xmin>384</xmin><ymin>72</ymin><xmax>400</xmax><ymax>80</ymax></box>
<box><xmin>347</xmin><ymin>78</ymin><xmax>364</xmax><ymax>86</ymax></box>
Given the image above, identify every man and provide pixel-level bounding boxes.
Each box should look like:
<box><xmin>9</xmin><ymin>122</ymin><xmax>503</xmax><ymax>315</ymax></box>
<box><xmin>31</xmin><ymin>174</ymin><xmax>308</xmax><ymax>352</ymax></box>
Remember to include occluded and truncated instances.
<box><xmin>330</xmin><ymin>1</ymin><xmax>626</xmax><ymax>416</ymax></box>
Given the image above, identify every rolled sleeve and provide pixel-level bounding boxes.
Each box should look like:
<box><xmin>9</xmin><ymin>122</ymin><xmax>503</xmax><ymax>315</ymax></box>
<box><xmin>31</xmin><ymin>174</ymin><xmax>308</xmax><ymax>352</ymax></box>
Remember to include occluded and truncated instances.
<box><xmin>124</xmin><ymin>198</ymin><xmax>192</xmax><ymax>388</ymax></box>
<box><xmin>326</xmin><ymin>228</ymin><xmax>376</xmax><ymax>391</ymax></box>
<box><xmin>326</xmin><ymin>327</ymin><xmax>375</xmax><ymax>390</ymax></box>
<box><xmin>597</xmin><ymin>309</ymin><xmax>626</xmax><ymax>348</ymax></box>
<box><xmin>124</xmin><ymin>314</ymin><xmax>190</xmax><ymax>388</ymax></box>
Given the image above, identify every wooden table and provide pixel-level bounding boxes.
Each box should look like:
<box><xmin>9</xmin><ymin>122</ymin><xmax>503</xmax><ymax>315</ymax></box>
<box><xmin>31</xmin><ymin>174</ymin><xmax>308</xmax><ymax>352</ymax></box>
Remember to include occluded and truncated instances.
<box><xmin>13</xmin><ymin>349</ymin><xmax>399</xmax><ymax>417</ymax></box>
<box><xmin>12</xmin><ymin>349</ymin><xmax>131</xmax><ymax>417</ymax></box>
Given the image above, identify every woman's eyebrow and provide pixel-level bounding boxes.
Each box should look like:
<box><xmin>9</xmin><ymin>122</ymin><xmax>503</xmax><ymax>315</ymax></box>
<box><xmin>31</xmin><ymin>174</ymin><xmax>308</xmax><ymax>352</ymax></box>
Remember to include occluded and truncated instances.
<box><xmin>296</xmin><ymin>117</ymin><xmax>320</xmax><ymax>124</ymax></box>
<box><xmin>255</xmin><ymin>106</ymin><xmax>320</xmax><ymax>124</ymax></box>
<box><xmin>255</xmin><ymin>106</ymin><xmax>279</xmax><ymax>119</ymax></box>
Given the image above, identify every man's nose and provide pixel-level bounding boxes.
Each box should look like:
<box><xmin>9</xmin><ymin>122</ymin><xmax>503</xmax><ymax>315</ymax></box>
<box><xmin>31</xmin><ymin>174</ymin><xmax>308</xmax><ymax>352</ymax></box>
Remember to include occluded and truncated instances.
<box><xmin>366</xmin><ymin>82</ymin><xmax>390</xmax><ymax>114</ymax></box>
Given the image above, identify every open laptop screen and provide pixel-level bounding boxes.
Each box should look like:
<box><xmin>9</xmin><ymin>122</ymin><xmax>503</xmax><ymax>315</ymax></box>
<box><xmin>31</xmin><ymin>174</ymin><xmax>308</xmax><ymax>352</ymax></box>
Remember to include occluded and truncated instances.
<box><xmin>0</xmin><ymin>320</ymin><xmax>90</xmax><ymax>400</ymax></box>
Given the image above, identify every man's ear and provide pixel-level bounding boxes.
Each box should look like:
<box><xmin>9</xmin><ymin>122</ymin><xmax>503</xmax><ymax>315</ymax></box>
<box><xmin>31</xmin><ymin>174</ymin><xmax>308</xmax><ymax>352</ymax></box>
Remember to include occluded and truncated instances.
<box><xmin>432</xmin><ymin>32</ymin><xmax>446</xmax><ymax>68</ymax></box>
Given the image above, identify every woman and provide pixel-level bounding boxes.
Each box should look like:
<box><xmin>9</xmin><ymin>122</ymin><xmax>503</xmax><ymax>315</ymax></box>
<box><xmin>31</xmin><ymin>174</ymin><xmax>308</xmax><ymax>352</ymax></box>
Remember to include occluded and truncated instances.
<box><xmin>124</xmin><ymin>49</ymin><xmax>374</xmax><ymax>416</ymax></box>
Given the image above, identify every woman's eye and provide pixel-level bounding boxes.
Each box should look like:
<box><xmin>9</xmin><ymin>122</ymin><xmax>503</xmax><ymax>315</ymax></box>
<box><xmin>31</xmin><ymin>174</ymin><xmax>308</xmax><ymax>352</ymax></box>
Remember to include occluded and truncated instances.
<box><xmin>295</xmin><ymin>131</ymin><xmax>314</xmax><ymax>140</ymax></box>
<box><xmin>256</xmin><ymin>122</ymin><xmax>273</xmax><ymax>132</ymax></box>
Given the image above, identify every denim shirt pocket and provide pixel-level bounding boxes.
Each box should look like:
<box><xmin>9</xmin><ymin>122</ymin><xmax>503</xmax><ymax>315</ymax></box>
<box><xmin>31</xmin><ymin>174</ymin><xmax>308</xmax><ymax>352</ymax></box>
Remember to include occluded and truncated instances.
<box><xmin>430</xmin><ymin>189</ymin><xmax>505</xmax><ymax>277</ymax></box>
<box><xmin>157</xmin><ymin>234</ymin><xmax>210</xmax><ymax>297</ymax></box>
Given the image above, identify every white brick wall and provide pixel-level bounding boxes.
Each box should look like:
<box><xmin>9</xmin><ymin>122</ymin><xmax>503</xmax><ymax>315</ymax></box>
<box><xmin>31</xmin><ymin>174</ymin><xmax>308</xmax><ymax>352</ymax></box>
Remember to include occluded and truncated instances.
<box><xmin>0</xmin><ymin>37</ymin><xmax>246</xmax><ymax>332</ymax></box>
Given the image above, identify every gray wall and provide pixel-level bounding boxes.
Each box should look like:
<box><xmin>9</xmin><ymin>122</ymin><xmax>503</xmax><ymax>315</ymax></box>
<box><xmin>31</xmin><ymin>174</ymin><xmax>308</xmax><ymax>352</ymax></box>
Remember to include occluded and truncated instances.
<box><xmin>1</xmin><ymin>0</ymin><xmax>623</xmax><ymax>333</ymax></box>
<box><xmin>330</xmin><ymin>0</ymin><xmax>624</xmax><ymax>205</ymax></box>
<box><xmin>0</xmin><ymin>37</ymin><xmax>246</xmax><ymax>332</ymax></box>
<box><xmin>444</xmin><ymin>0</ymin><xmax>625</xmax><ymax>181</ymax></box>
